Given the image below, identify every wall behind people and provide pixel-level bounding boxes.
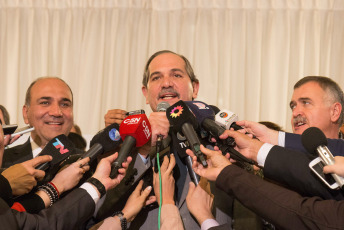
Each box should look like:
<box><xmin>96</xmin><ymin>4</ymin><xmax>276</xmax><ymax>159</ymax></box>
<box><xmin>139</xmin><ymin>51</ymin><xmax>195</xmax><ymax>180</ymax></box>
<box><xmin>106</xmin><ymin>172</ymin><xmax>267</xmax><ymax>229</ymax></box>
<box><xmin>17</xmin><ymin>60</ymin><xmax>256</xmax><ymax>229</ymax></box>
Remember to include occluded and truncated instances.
<box><xmin>0</xmin><ymin>0</ymin><xmax>344</xmax><ymax>136</ymax></box>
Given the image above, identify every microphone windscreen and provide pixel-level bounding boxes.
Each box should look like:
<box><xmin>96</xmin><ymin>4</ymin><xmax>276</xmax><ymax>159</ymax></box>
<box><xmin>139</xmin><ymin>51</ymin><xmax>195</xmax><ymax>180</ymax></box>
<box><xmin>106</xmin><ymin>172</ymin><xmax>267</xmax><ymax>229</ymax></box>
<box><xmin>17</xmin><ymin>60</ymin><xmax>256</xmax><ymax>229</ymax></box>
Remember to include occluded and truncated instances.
<box><xmin>90</xmin><ymin>123</ymin><xmax>122</xmax><ymax>153</ymax></box>
<box><xmin>120</xmin><ymin>113</ymin><xmax>151</xmax><ymax>147</ymax></box>
<box><xmin>157</xmin><ymin>102</ymin><xmax>170</xmax><ymax>112</ymax></box>
<box><xmin>38</xmin><ymin>134</ymin><xmax>75</xmax><ymax>166</ymax></box>
<box><xmin>209</xmin><ymin>105</ymin><xmax>220</xmax><ymax>114</ymax></box>
<box><xmin>301</xmin><ymin>127</ymin><xmax>328</xmax><ymax>155</ymax></box>
<box><xmin>166</xmin><ymin>100</ymin><xmax>198</xmax><ymax>132</ymax></box>
<box><xmin>184</xmin><ymin>101</ymin><xmax>215</xmax><ymax>125</ymax></box>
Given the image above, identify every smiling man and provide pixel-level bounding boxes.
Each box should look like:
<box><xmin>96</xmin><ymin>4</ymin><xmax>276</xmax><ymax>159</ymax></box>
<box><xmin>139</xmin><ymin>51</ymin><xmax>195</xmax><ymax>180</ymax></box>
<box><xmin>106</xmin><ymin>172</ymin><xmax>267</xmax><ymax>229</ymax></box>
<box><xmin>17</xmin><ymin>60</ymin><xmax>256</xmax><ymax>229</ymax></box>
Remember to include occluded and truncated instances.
<box><xmin>2</xmin><ymin>77</ymin><xmax>76</xmax><ymax>168</ymax></box>
<box><xmin>290</xmin><ymin>76</ymin><xmax>344</xmax><ymax>139</ymax></box>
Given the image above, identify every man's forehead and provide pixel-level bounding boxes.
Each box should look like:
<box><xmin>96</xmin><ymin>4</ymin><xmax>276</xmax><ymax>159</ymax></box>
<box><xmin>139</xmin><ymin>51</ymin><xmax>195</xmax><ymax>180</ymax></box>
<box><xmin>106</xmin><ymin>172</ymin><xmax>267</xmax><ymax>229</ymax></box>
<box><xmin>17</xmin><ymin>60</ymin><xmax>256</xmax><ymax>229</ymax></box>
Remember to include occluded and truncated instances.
<box><xmin>149</xmin><ymin>53</ymin><xmax>186</xmax><ymax>72</ymax></box>
<box><xmin>30</xmin><ymin>79</ymin><xmax>72</xmax><ymax>101</ymax></box>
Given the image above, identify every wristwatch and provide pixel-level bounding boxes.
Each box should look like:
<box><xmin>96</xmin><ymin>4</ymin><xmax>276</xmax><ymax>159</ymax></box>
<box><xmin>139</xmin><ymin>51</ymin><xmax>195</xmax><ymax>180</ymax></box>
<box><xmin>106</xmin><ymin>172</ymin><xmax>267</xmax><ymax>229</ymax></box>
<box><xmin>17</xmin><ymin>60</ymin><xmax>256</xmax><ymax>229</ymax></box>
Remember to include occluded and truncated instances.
<box><xmin>113</xmin><ymin>211</ymin><xmax>127</xmax><ymax>230</ymax></box>
<box><xmin>86</xmin><ymin>177</ymin><xmax>106</xmax><ymax>198</ymax></box>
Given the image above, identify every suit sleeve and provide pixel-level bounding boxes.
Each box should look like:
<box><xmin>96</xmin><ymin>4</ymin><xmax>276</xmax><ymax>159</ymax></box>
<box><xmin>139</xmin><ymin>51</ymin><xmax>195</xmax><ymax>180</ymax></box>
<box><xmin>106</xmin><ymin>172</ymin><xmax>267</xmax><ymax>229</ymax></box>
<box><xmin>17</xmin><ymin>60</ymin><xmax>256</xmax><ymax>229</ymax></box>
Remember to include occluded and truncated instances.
<box><xmin>215</xmin><ymin>164</ymin><xmax>344</xmax><ymax>230</ymax></box>
<box><xmin>263</xmin><ymin>145</ymin><xmax>344</xmax><ymax>200</ymax></box>
<box><xmin>285</xmin><ymin>132</ymin><xmax>344</xmax><ymax>156</ymax></box>
<box><xmin>14</xmin><ymin>188</ymin><xmax>95</xmax><ymax>230</ymax></box>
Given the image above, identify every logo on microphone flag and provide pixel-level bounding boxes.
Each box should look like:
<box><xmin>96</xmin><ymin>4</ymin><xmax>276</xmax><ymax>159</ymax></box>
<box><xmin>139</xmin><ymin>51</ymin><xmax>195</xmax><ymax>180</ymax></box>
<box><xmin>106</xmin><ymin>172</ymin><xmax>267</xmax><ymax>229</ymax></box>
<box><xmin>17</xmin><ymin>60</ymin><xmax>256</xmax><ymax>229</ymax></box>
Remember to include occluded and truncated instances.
<box><xmin>53</xmin><ymin>138</ymin><xmax>69</xmax><ymax>154</ymax></box>
<box><xmin>170</xmin><ymin>105</ymin><xmax>183</xmax><ymax>118</ymax></box>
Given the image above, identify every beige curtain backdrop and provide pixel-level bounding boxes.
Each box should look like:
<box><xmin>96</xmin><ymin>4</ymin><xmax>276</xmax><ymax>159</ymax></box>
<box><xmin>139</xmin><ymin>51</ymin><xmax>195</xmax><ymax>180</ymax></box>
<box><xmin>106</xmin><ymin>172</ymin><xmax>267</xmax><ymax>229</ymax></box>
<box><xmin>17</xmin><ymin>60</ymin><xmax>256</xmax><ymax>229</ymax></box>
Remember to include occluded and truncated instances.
<box><xmin>0</xmin><ymin>0</ymin><xmax>344</xmax><ymax>138</ymax></box>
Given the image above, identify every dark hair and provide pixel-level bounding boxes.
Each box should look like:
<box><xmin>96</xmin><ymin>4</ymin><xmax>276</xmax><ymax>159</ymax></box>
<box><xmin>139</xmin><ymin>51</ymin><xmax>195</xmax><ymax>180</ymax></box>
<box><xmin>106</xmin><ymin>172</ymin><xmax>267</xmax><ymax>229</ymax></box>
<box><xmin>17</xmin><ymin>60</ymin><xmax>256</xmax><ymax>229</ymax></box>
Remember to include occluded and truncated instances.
<box><xmin>294</xmin><ymin>76</ymin><xmax>344</xmax><ymax>125</ymax></box>
<box><xmin>0</xmin><ymin>105</ymin><xmax>10</xmax><ymax>124</ymax></box>
<box><xmin>25</xmin><ymin>77</ymin><xmax>73</xmax><ymax>106</ymax></box>
<box><xmin>142</xmin><ymin>50</ymin><xmax>199</xmax><ymax>88</ymax></box>
<box><xmin>259</xmin><ymin>121</ymin><xmax>284</xmax><ymax>132</ymax></box>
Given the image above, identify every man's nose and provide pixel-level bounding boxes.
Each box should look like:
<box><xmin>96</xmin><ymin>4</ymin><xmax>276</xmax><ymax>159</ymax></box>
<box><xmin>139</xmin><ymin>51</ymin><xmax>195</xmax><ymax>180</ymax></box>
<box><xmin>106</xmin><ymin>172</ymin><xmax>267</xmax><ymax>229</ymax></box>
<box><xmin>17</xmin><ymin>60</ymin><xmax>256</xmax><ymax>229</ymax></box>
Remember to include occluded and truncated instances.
<box><xmin>161</xmin><ymin>76</ymin><xmax>173</xmax><ymax>88</ymax></box>
<box><xmin>49</xmin><ymin>104</ymin><xmax>63</xmax><ymax>117</ymax></box>
<box><xmin>292</xmin><ymin>105</ymin><xmax>303</xmax><ymax>117</ymax></box>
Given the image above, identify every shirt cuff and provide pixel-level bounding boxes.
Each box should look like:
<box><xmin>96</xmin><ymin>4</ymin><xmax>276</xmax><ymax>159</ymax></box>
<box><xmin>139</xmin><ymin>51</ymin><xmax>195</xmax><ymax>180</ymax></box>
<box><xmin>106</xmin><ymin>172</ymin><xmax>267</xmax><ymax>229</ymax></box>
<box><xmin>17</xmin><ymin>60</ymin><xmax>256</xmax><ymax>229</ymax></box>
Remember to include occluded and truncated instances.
<box><xmin>138</xmin><ymin>153</ymin><xmax>149</xmax><ymax>164</ymax></box>
<box><xmin>257</xmin><ymin>143</ymin><xmax>274</xmax><ymax>167</ymax></box>
<box><xmin>80</xmin><ymin>182</ymin><xmax>100</xmax><ymax>204</ymax></box>
<box><xmin>201</xmin><ymin>219</ymin><xmax>219</xmax><ymax>230</ymax></box>
<box><xmin>278</xmin><ymin>131</ymin><xmax>285</xmax><ymax>147</ymax></box>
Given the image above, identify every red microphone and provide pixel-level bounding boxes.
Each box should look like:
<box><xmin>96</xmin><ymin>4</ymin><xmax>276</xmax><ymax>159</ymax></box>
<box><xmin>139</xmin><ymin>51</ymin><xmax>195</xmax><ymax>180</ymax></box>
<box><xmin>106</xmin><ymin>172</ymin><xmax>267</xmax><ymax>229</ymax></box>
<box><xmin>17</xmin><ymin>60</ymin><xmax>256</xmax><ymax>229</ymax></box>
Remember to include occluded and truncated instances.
<box><xmin>110</xmin><ymin>113</ymin><xmax>152</xmax><ymax>178</ymax></box>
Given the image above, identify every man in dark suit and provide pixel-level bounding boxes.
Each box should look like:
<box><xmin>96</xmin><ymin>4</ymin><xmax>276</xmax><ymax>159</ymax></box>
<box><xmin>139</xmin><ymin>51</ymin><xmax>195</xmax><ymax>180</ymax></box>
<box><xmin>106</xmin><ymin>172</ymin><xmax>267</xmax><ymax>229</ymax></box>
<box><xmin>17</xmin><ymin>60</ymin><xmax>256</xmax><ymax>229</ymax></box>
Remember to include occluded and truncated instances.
<box><xmin>3</xmin><ymin>77</ymin><xmax>81</xmax><ymax>168</ymax></box>
<box><xmin>101</xmin><ymin>50</ymin><xmax>234</xmax><ymax>229</ymax></box>
<box><xmin>186</xmin><ymin>144</ymin><xmax>344</xmax><ymax>230</ymax></box>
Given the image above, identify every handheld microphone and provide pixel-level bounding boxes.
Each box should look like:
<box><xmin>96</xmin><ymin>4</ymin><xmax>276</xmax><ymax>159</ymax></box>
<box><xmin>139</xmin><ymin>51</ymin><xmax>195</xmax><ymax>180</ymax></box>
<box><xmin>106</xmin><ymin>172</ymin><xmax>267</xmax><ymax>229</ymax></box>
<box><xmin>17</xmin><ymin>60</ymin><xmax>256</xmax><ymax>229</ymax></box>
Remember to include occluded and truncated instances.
<box><xmin>302</xmin><ymin>127</ymin><xmax>344</xmax><ymax>189</ymax></box>
<box><xmin>110</xmin><ymin>113</ymin><xmax>152</xmax><ymax>178</ymax></box>
<box><xmin>166</xmin><ymin>100</ymin><xmax>207</xmax><ymax>167</ymax></box>
<box><xmin>185</xmin><ymin>101</ymin><xmax>255</xmax><ymax>165</ymax></box>
<box><xmin>215</xmin><ymin>110</ymin><xmax>243</xmax><ymax>130</ymax></box>
<box><xmin>81</xmin><ymin>123</ymin><xmax>123</xmax><ymax>163</ymax></box>
<box><xmin>156</xmin><ymin>102</ymin><xmax>171</xmax><ymax>152</ymax></box>
<box><xmin>36</xmin><ymin>134</ymin><xmax>75</xmax><ymax>171</ymax></box>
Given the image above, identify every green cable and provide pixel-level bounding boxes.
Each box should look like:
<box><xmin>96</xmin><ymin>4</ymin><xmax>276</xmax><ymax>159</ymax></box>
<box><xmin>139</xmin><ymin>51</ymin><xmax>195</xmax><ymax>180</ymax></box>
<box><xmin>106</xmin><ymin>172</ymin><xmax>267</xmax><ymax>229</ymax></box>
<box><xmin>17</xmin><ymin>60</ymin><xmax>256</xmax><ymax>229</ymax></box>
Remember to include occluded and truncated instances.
<box><xmin>157</xmin><ymin>152</ymin><xmax>162</xmax><ymax>230</ymax></box>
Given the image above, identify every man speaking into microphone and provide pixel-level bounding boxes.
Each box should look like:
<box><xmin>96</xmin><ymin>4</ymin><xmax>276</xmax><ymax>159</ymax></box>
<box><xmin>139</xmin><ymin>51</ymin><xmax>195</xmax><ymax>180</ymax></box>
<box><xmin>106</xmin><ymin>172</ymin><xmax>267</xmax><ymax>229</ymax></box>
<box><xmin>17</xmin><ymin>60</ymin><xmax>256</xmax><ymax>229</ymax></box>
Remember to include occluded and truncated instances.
<box><xmin>102</xmin><ymin>50</ymin><xmax>234</xmax><ymax>230</ymax></box>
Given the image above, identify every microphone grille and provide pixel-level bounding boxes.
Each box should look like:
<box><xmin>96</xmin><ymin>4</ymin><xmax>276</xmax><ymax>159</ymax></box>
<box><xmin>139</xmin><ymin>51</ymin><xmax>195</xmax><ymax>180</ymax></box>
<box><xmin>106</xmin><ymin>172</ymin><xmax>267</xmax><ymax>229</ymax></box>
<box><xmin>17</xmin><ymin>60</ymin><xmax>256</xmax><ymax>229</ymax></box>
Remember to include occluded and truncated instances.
<box><xmin>301</xmin><ymin>127</ymin><xmax>328</xmax><ymax>155</ymax></box>
<box><xmin>157</xmin><ymin>102</ymin><xmax>170</xmax><ymax>112</ymax></box>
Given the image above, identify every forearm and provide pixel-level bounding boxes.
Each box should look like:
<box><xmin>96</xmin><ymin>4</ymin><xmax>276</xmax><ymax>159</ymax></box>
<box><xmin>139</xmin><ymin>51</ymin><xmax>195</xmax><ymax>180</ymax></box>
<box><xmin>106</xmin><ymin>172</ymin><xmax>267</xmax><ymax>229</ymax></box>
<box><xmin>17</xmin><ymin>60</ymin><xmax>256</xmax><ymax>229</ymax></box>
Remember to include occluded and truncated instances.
<box><xmin>216</xmin><ymin>164</ymin><xmax>344</xmax><ymax>230</ymax></box>
<box><xmin>161</xmin><ymin>204</ymin><xmax>183</xmax><ymax>230</ymax></box>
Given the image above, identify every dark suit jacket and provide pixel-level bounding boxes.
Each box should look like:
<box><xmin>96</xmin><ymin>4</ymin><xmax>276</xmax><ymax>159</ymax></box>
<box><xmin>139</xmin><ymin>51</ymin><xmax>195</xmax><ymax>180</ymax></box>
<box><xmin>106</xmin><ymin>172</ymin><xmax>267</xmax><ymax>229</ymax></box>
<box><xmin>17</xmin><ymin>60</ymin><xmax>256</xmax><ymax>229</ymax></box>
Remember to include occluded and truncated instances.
<box><xmin>211</xmin><ymin>164</ymin><xmax>344</xmax><ymax>230</ymax></box>
<box><xmin>263</xmin><ymin>145</ymin><xmax>344</xmax><ymax>200</ymax></box>
<box><xmin>284</xmin><ymin>132</ymin><xmax>344</xmax><ymax>156</ymax></box>
<box><xmin>3</xmin><ymin>138</ymin><xmax>33</xmax><ymax>168</ymax></box>
<box><xmin>0</xmin><ymin>188</ymin><xmax>95</xmax><ymax>230</ymax></box>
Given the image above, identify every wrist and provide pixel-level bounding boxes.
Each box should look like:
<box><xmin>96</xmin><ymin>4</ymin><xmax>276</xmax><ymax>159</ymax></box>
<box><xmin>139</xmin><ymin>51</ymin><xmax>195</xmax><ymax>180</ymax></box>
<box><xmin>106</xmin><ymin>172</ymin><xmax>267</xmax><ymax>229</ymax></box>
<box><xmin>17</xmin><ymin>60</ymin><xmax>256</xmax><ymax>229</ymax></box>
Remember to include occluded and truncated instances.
<box><xmin>113</xmin><ymin>211</ymin><xmax>127</xmax><ymax>229</ymax></box>
<box><xmin>87</xmin><ymin>177</ymin><xmax>106</xmax><ymax>198</ymax></box>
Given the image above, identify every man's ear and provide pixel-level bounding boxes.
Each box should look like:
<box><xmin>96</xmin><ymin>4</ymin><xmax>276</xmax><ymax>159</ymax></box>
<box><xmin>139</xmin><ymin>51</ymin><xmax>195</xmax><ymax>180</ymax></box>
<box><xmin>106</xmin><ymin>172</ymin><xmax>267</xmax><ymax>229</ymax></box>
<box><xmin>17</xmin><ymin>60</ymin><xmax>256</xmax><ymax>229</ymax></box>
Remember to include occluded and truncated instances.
<box><xmin>22</xmin><ymin>105</ymin><xmax>30</xmax><ymax>124</ymax></box>
<box><xmin>192</xmin><ymin>81</ymin><xmax>200</xmax><ymax>99</ymax></box>
<box><xmin>142</xmin><ymin>86</ymin><xmax>149</xmax><ymax>104</ymax></box>
<box><xmin>331</xmin><ymin>102</ymin><xmax>342</xmax><ymax>123</ymax></box>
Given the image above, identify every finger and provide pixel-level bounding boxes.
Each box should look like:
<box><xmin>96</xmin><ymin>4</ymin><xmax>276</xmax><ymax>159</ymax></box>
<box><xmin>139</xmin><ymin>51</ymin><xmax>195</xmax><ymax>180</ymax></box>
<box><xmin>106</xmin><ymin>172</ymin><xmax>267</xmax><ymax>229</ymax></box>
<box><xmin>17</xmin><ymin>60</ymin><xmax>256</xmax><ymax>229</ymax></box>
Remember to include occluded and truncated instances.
<box><xmin>133</xmin><ymin>180</ymin><xmax>144</xmax><ymax>195</ymax></box>
<box><xmin>160</xmin><ymin>155</ymin><xmax>169</xmax><ymax>172</ymax></box>
<box><xmin>186</xmin><ymin>182</ymin><xmax>196</xmax><ymax>198</ymax></box>
<box><xmin>200</xmin><ymin>145</ymin><xmax>214</xmax><ymax>158</ymax></box>
<box><xmin>213</xmin><ymin>146</ymin><xmax>220</xmax><ymax>151</ymax></box>
<box><xmin>33</xmin><ymin>169</ymin><xmax>46</xmax><ymax>181</ymax></box>
<box><xmin>77</xmin><ymin>157</ymin><xmax>90</xmax><ymax>167</ymax></box>
<box><xmin>9</xmin><ymin>135</ymin><xmax>21</xmax><ymax>144</ymax></box>
<box><xmin>166</xmin><ymin>154</ymin><xmax>175</xmax><ymax>174</ymax></box>
<box><xmin>186</xmin><ymin>149</ymin><xmax>195</xmax><ymax>158</ymax></box>
<box><xmin>104</xmin><ymin>152</ymin><xmax>119</xmax><ymax>164</ymax></box>
<box><xmin>140</xmin><ymin>186</ymin><xmax>152</xmax><ymax>200</ymax></box>
<box><xmin>30</xmin><ymin>155</ymin><xmax>53</xmax><ymax>167</ymax></box>
<box><xmin>145</xmin><ymin>196</ymin><xmax>157</xmax><ymax>206</ymax></box>
<box><xmin>323</xmin><ymin>165</ymin><xmax>333</xmax><ymax>174</ymax></box>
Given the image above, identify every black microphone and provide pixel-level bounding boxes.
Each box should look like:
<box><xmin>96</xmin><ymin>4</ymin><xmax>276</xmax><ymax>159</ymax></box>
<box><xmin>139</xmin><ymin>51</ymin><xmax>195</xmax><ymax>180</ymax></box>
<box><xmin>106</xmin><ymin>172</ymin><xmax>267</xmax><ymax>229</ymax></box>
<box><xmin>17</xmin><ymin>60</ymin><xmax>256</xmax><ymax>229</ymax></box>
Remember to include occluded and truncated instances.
<box><xmin>82</xmin><ymin>123</ymin><xmax>123</xmax><ymax>163</ymax></box>
<box><xmin>110</xmin><ymin>113</ymin><xmax>152</xmax><ymax>178</ymax></box>
<box><xmin>302</xmin><ymin>127</ymin><xmax>344</xmax><ymax>188</ymax></box>
<box><xmin>36</xmin><ymin>134</ymin><xmax>76</xmax><ymax>171</ymax></box>
<box><xmin>166</xmin><ymin>100</ymin><xmax>207</xmax><ymax>168</ymax></box>
<box><xmin>185</xmin><ymin>101</ymin><xmax>255</xmax><ymax>165</ymax></box>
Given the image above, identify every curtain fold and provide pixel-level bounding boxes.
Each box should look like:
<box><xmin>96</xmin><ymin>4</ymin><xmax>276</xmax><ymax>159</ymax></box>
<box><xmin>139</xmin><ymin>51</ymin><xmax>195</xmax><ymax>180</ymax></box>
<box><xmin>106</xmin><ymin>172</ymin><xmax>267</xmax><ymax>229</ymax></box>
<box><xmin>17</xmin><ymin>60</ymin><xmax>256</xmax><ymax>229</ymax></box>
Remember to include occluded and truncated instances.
<box><xmin>0</xmin><ymin>0</ymin><xmax>343</xmax><ymax>136</ymax></box>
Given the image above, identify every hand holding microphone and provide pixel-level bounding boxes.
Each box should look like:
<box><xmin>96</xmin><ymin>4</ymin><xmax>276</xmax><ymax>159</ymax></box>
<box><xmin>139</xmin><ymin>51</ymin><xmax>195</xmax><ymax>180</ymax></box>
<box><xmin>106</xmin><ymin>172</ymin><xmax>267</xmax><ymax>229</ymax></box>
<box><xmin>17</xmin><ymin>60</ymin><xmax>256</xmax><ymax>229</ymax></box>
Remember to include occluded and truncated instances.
<box><xmin>302</xmin><ymin>127</ymin><xmax>344</xmax><ymax>189</ymax></box>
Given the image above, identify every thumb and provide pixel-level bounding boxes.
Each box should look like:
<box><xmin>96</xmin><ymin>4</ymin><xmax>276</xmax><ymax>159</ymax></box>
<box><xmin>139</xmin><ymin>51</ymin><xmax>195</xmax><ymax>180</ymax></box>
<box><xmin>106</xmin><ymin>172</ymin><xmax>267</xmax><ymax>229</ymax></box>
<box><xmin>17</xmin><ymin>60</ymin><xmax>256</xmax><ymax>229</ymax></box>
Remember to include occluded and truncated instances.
<box><xmin>140</xmin><ymin>185</ymin><xmax>152</xmax><ymax>200</ymax></box>
<box><xmin>187</xmin><ymin>182</ymin><xmax>196</xmax><ymax>197</ymax></box>
<box><xmin>323</xmin><ymin>165</ymin><xmax>333</xmax><ymax>174</ymax></box>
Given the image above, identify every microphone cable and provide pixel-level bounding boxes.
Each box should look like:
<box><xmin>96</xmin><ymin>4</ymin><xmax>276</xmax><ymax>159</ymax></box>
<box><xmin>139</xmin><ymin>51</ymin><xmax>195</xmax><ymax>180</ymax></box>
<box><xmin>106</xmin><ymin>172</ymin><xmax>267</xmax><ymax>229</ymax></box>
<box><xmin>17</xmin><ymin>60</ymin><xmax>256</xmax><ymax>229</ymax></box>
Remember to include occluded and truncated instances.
<box><xmin>156</xmin><ymin>150</ymin><xmax>162</xmax><ymax>230</ymax></box>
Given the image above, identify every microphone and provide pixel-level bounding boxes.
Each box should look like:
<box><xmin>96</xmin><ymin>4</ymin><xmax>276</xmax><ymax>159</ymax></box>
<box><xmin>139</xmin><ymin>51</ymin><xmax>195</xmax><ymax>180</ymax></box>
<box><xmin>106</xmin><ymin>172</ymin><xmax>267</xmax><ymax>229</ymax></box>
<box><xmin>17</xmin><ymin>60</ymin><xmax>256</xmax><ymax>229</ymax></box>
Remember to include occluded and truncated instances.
<box><xmin>36</xmin><ymin>134</ymin><xmax>75</xmax><ymax>171</ymax></box>
<box><xmin>81</xmin><ymin>123</ymin><xmax>123</xmax><ymax>163</ymax></box>
<box><xmin>302</xmin><ymin>127</ymin><xmax>344</xmax><ymax>188</ymax></box>
<box><xmin>110</xmin><ymin>113</ymin><xmax>152</xmax><ymax>178</ymax></box>
<box><xmin>156</xmin><ymin>102</ymin><xmax>171</xmax><ymax>152</ymax></box>
<box><xmin>215</xmin><ymin>110</ymin><xmax>243</xmax><ymax>130</ymax></box>
<box><xmin>166</xmin><ymin>100</ymin><xmax>207</xmax><ymax>167</ymax></box>
<box><xmin>184</xmin><ymin>101</ymin><xmax>255</xmax><ymax>165</ymax></box>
